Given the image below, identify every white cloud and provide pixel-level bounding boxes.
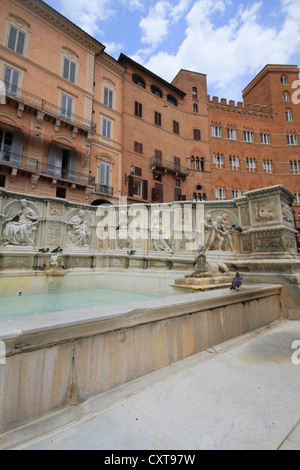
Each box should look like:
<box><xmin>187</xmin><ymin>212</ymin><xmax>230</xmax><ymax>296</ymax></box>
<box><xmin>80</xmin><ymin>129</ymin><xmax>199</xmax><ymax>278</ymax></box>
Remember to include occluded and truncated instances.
<box><xmin>57</xmin><ymin>0</ymin><xmax>116</xmax><ymax>35</ymax></box>
<box><xmin>139</xmin><ymin>1</ymin><xmax>171</xmax><ymax>48</ymax></box>
<box><xmin>142</xmin><ymin>0</ymin><xmax>300</xmax><ymax>101</ymax></box>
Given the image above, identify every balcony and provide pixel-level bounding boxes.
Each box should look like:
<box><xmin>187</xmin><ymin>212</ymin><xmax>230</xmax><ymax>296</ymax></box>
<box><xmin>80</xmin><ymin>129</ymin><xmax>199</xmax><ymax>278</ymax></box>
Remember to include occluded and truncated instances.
<box><xmin>94</xmin><ymin>184</ymin><xmax>114</xmax><ymax>196</ymax></box>
<box><xmin>0</xmin><ymin>151</ymin><xmax>94</xmax><ymax>187</ymax></box>
<box><xmin>3</xmin><ymin>82</ymin><xmax>96</xmax><ymax>134</ymax></box>
<box><xmin>150</xmin><ymin>157</ymin><xmax>189</xmax><ymax>179</ymax></box>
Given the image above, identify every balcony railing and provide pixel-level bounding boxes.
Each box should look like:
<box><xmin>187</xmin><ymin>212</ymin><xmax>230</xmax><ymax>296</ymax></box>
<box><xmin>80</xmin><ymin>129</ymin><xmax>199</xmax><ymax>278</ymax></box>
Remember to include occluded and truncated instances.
<box><xmin>3</xmin><ymin>82</ymin><xmax>95</xmax><ymax>132</ymax></box>
<box><xmin>0</xmin><ymin>151</ymin><xmax>94</xmax><ymax>187</ymax></box>
<box><xmin>94</xmin><ymin>184</ymin><xmax>114</xmax><ymax>196</ymax></box>
<box><xmin>150</xmin><ymin>157</ymin><xmax>189</xmax><ymax>178</ymax></box>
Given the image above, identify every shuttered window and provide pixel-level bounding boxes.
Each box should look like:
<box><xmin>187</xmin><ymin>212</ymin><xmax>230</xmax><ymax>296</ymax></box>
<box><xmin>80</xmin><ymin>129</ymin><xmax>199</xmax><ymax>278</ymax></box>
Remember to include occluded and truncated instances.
<box><xmin>102</xmin><ymin>118</ymin><xmax>112</xmax><ymax>138</ymax></box>
<box><xmin>62</xmin><ymin>58</ymin><xmax>76</xmax><ymax>83</ymax></box>
<box><xmin>60</xmin><ymin>94</ymin><xmax>73</xmax><ymax>121</ymax></box>
<box><xmin>7</xmin><ymin>26</ymin><xmax>26</xmax><ymax>55</ymax></box>
<box><xmin>99</xmin><ymin>163</ymin><xmax>110</xmax><ymax>186</ymax></box>
<box><xmin>3</xmin><ymin>66</ymin><xmax>20</xmax><ymax>95</ymax></box>
<box><xmin>134</xmin><ymin>101</ymin><xmax>142</xmax><ymax>117</ymax></box>
<box><xmin>103</xmin><ymin>87</ymin><xmax>113</xmax><ymax>108</ymax></box>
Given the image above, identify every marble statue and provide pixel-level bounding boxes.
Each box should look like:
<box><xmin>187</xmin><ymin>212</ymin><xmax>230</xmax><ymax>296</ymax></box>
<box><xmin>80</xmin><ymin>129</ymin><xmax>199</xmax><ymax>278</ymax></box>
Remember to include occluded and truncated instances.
<box><xmin>1</xmin><ymin>199</ymin><xmax>39</xmax><ymax>246</ymax></box>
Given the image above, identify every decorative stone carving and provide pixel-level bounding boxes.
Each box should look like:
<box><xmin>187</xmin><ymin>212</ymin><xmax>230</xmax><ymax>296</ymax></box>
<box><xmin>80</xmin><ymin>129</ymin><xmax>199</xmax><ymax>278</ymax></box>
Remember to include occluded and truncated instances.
<box><xmin>117</xmin><ymin>210</ymin><xmax>129</xmax><ymax>250</ymax></box>
<box><xmin>281</xmin><ymin>203</ymin><xmax>294</xmax><ymax>224</ymax></box>
<box><xmin>150</xmin><ymin>210</ymin><xmax>173</xmax><ymax>253</ymax></box>
<box><xmin>185</xmin><ymin>244</ymin><xmax>230</xmax><ymax>278</ymax></box>
<box><xmin>1</xmin><ymin>199</ymin><xmax>39</xmax><ymax>246</ymax></box>
<box><xmin>255</xmin><ymin>203</ymin><xmax>276</xmax><ymax>222</ymax></box>
<box><xmin>204</xmin><ymin>213</ymin><xmax>234</xmax><ymax>251</ymax></box>
<box><xmin>67</xmin><ymin>210</ymin><xmax>90</xmax><ymax>247</ymax></box>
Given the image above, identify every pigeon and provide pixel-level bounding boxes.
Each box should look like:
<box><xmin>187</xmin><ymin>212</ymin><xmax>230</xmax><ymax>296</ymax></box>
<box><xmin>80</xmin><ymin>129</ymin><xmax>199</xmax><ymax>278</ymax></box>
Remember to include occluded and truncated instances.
<box><xmin>127</xmin><ymin>250</ymin><xmax>136</xmax><ymax>256</ymax></box>
<box><xmin>51</xmin><ymin>246</ymin><xmax>63</xmax><ymax>253</ymax></box>
<box><xmin>232</xmin><ymin>225</ymin><xmax>243</xmax><ymax>233</ymax></box>
<box><xmin>230</xmin><ymin>271</ymin><xmax>243</xmax><ymax>291</ymax></box>
<box><xmin>39</xmin><ymin>248</ymin><xmax>49</xmax><ymax>253</ymax></box>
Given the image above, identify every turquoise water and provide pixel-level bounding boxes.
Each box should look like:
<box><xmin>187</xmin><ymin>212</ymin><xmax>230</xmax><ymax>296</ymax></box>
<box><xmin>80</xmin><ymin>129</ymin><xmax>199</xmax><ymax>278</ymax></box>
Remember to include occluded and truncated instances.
<box><xmin>0</xmin><ymin>288</ymin><xmax>161</xmax><ymax>320</ymax></box>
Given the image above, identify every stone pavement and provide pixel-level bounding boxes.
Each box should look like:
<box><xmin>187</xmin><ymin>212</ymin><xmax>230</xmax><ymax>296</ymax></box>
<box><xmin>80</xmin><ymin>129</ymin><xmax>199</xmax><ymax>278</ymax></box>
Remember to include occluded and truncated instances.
<box><xmin>16</xmin><ymin>320</ymin><xmax>300</xmax><ymax>450</ymax></box>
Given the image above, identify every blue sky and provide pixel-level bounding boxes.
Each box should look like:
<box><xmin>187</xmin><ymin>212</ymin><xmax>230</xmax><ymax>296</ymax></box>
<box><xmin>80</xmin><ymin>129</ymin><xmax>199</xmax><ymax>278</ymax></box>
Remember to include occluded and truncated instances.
<box><xmin>45</xmin><ymin>0</ymin><xmax>300</xmax><ymax>101</ymax></box>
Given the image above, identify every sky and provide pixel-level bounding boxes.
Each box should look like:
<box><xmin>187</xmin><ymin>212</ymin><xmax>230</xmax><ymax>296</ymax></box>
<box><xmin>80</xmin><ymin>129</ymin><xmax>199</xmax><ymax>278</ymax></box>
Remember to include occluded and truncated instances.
<box><xmin>44</xmin><ymin>0</ymin><xmax>300</xmax><ymax>101</ymax></box>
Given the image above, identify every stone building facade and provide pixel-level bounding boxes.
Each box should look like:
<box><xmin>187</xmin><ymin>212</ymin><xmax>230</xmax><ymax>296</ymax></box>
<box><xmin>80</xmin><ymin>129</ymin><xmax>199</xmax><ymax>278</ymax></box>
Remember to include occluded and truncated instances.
<box><xmin>0</xmin><ymin>0</ymin><xmax>299</xmax><ymax>230</ymax></box>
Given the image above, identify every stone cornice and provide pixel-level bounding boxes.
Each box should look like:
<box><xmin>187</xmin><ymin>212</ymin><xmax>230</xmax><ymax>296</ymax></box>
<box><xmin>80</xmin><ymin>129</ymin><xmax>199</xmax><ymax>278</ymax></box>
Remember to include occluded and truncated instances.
<box><xmin>12</xmin><ymin>0</ymin><xmax>105</xmax><ymax>54</ymax></box>
<box><xmin>96</xmin><ymin>53</ymin><xmax>125</xmax><ymax>79</ymax></box>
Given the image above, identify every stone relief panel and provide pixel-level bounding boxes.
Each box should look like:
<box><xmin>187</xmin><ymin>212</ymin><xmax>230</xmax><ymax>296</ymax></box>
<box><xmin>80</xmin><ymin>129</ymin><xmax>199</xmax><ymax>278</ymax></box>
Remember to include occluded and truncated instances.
<box><xmin>281</xmin><ymin>203</ymin><xmax>294</xmax><ymax>225</ymax></box>
<box><xmin>67</xmin><ymin>210</ymin><xmax>91</xmax><ymax>248</ymax></box>
<box><xmin>0</xmin><ymin>199</ymin><xmax>40</xmax><ymax>246</ymax></box>
<box><xmin>204</xmin><ymin>210</ymin><xmax>239</xmax><ymax>252</ymax></box>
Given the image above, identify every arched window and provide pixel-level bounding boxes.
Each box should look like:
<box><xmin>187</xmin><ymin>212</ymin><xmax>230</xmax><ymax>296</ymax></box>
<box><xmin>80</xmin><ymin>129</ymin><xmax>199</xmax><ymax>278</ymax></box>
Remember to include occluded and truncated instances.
<box><xmin>167</xmin><ymin>94</ymin><xmax>177</xmax><ymax>106</ymax></box>
<box><xmin>281</xmin><ymin>75</ymin><xmax>288</xmax><ymax>85</ymax></box>
<box><xmin>150</xmin><ymin>85</ymin><xmax>162</xmax><ymax>97</ymax></box>
<box><xmin>193</xmin><ymin>103</ymin><xmax>198</xmax><ymax>113</ymax></box>
<box><xmin>192</xmin><ymin>87</ymin><xmax>198</xmax><ymax>98</ymax></box>
<box><xmin>132</xmin><ymin>74</ymin><xmax>145</xmax><ymax>88</ymax></box>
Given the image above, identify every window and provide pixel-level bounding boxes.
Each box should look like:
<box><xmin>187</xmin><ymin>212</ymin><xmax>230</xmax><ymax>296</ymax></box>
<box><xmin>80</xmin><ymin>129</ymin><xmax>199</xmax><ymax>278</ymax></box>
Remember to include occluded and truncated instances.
<box><xmin>227</xmin><ymin>128</ymin><xmax>237</xmax><ymax>140</ymax></box>
<box><xmin>281</xmin><ymin>76</ymin><xmax>288</xmax><ymax>85</ymax></box>
<box><xmin>0</xmin><ymin>129</ymin><xmax>23</xmax><ymax>166</ymax></box>
<box><xmin>193</xmin><ymin>104</ymin><xmax>198</xmax><ymax>113</ymax></box>
<box><xmin>62</xmin><ymin>57</ymin><xmax>76</xmax><ymax>83</ymax></box>
<box><xmin>151</xmin><ymin>85</ymin><xmax>162</xmax><ymax>98</ymax></box>
<box><xmin>290</xmin><ymin>160</ymin><xmax>300</xmax><ymax>174</ymax></box>
<box><xmin>134</xmin><ymin>101</ymin><xmax>142</xmax><ymax>117</ymax></box>
<box><xmin>175</xmin><ymin>179</ymin><xmax>180</xmax><ymax>187</ymax></box>
<box><xmin>101</xmin><ymin>118</ymin><xmax>112</xmax><ymax>138</ymax></box>
<box><xmin>283</xmin><ymin>93</ymin><xmax>290</xmax><ymax>101</ymax></box>
<box><xmin>132</xmin><ymin>74</ymin><xmax>145</xmax><ymax>88</ymax></box>
<box><xmin>285</xmin><ymin>110</ymin><xmax>293</xmax><ymax>122</ymax></box>
<box><xmin>48</xmin><ymin>143</ymin><xmax>77</xmax><ymax>180</ymax></box>
<box><xmin>260</xmin><ymin>133</ymin><xmax>270</xmax><ymax>144</ymax></box>
<box><xmin>174</xmin><ymin>156</ymin><xmax>181</xmax><ymax>170</ymax></box>
<box><xmin>211</xmin><ymin>126</ymin><xmax>222</xmax><ymax>137</ymax></box>
<box><xmin>213</xmin><ymin>153</ymin><xmax>224</xmax><ymax>167</ymax></box>
<box><xmin>152</xmin><ymin>183</ymin><xmax>163</xmax><ymax>202</ymax></box>
<box><xmin>295</xmin><ymin>193</ymin><xmax>300</xmax><ymax>204</ymax></box>
<box><xmin>193</xmin><ymin>129</ymin><xmax>201</xmax><ymax>140</ymax></box>
<box><xmin>174</xmin><ymin>188</ymin><xmax>182</xmax><ymax>201</ymax></box>
<box><xmin>232</xmin><ymin>189</ymin><xmax>242</xmax><ymax>199</ymax></box>
<box><xmin>167</xmin><ymin>95</ymin><xmax>177</xmax><ymax>106</ymax></box>
<box><xmin>244</xmin><ymin>131</ymin><xmax>254</xmax><ymax>142</ymax></box>
<box><xmin>56</xmin><ymin>187</ymin><xmax>66</xmax><ymax>198</ymax></box>
<box><xmin>99</xmin><ymin>163</ymin><xmax>110</xmax><ymax>189</ymax></box>
<box><xmin>155</xmin><ymin>149</ymin><xmax>162</xmax><ymax>162</ymax></box>
<box><xmin>246</xmin><ymin>157</ymin><xmax>256</xmax><ymax>171</ymax></box>
<box><xmin>130</xmin><ymin>177</ymin><xmax>146</xmax><ymax>198</ymax></box>
<box><xmin>60</xmin><ymin>94</ymin><xmax>73</xmax><ymax>121</ymax></box>
<box><xmin>229</xmin><ymin>155</ymin><xmax>239</xmax><ymax>170</ymax></box>
<box><xmin>153</xmin><ymin>172</ymin><xmax>162</xmax><ymax>182</ymax></box>
<box><xmin>0</xmin><ymin>174</ymin><xmax>5</xmax><ymax>187</ymax></box>
<box><xmin>173</xmin><ymin>120</ymin><xmax>179</xmax><ymax>134</ymax></box>
<box><xmin>134</xmin><ymin>141</ymin><xmax>143</xmax><ymax>154</ymax></box>
<box><xmin>215</xmin><ymin>187</ymin><xmax>226</xmax><ymax>200</ymax></box>
<box><xmin>193</xmin><ymin>157</ymin><xmax>204</xmax><ymax>171</ymax></box>
<box><xmin>263</xmin><ymin>159</ymin><xmax>273</xmax><ymax>173</ymax></box>
<box><xmin>3</xmin><ymin>66</ymin><xmax>20</xmax><ymax>96</ymax></box>
<box><xmin>155</xmin><ymin>111</ymin><xmax>161</xmax><ymax>126</ymax></box>
<box><xmin>103</xmin><ymin>86</ymin><xmax>113</xmax><ymax>108</ymax></box>
<box><xmin>7</xmin><ymin>25</ymin><xmax>26</xmax><ymax>55</ymax></box>
<box><xmin>287</xmin><ymin>135</ymin><xmax>298</xmax><ymax>145</ymax></box>
<box><xmin>192</xmin><ymin>87</ymin><xmax>197</xmax><ymax>98</ymax></box>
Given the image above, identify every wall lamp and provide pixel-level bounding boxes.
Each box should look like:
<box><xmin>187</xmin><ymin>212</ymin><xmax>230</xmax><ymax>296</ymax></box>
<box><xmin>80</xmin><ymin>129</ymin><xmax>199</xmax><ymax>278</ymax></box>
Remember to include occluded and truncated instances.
<box><xmin>125</xmin><ymin>165</ymin><xmax>135</xmax><ymax>184</ymax></box>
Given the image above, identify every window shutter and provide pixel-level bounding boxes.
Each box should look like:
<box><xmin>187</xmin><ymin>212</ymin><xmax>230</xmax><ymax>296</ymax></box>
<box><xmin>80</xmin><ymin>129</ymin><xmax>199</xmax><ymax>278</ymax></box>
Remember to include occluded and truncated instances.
<box><xmin>174</xmin><ymin>156</ymin><xmax>181</xmax><ymax>170</ymax></box>
<box><xmin>69</xmin><ymin>61</ymin><xmax>76</xmax><ymax>83</ymax></box>
<box><xmin>3</xmin><ymin>67</ymin><xmax>11</xmax><ymax>90</ymax></box>
<box><xmin>128</xmin><ymin>175</ymin><xmax>134</xmax><ymax>197</ymax></box>
<box><xmin>11</xmin><ymin>132</ymin><xmax>23</xmax><ymax>166</ymax></box>
<box><xmin>7</xmin><ymin>26</ymin><xmax>17</xmax><ymax>50</ymax></box>
<box><xmin>63</xmin><ymin>58</ymin><xmax>69</xmax><ymax>80</ymax></box>
<box><xmin>143</xmin><ymin>179</ymin><xmax>148</xmax><ymax>200</ymax></box>
<box><xmin>48</xmin><ymin>143</ymin><xmax>62</xmax><ymax>177</ymax></box>
<box><xmin>16</xmin><ymin>31</ymin><xmax>25</xmax><ymax>55</ymax></box>
<box><xmin>100</xmin><ymin>163</ymin><xmax>110</xmax><ymax>186</ymax></box>
<box><xmin>68</xmin><ymin>150</ymin><xmax>77</xmax><ymax>180</ymax></box>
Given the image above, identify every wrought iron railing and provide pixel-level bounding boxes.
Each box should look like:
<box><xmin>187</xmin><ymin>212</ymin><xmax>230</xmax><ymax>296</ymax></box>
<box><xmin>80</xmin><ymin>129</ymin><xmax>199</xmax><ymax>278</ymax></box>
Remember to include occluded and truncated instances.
<box><xmin>3</xmin><ymin>81</ymin><xmax>95</xmax><ymax>132</ymax></box>
<box><xmin>150</xmin><ymin>157</ymin><xmax>189</xmax><ymax>177</ymax></box>
<box><xmin>94</xmin><ymin>184</ymin><xmax>114</xmax><ymax>196</ymax></box>
<box><xmin>0</xmin><ymin>151</ymin><xmax>94</xmax><ymax>186</ymax></box>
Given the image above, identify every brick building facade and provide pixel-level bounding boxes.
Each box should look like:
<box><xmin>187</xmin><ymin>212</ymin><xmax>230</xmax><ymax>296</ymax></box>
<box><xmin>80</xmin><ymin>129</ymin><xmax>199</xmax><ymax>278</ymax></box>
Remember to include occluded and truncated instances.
<box><xmin>0</xmin><ymin>0</ymin><xmax>299</xmax><ymax>230</ymax></box>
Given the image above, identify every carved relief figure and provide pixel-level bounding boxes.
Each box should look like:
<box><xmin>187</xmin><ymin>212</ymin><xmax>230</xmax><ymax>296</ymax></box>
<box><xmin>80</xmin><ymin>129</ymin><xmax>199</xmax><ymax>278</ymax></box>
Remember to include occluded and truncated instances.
<box><xmin>67</xmin><ymin>210</ymin><xmax>90</xmax><ymax>247</ymax></box>
<box><xmin>256</xmin><ymin>203</ymin><xmax>276</xmax><ymax>221</ymax></box>
<box><xmin>1</xmin><ymin>199</ymin><xmax>39</xmax><ymax>246</ymax></box>
<box><xmin>281</xmin><ymin>203</ymin><xmax>294</xmax><ymax>224</ymax></box>
<box><xmin>117</xmin><ymin>210</ymin><xmax>129</xmax><ymax>249</ymax></box>
<box><xmin>205</xmin><ymin>215</ymin><xmax>228</xmax><ymax>251</ymax></box>
<box><xmin>151</xmin><ymin>210</ymin><xmax>173</xmax><ymax>253</ymax></box>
